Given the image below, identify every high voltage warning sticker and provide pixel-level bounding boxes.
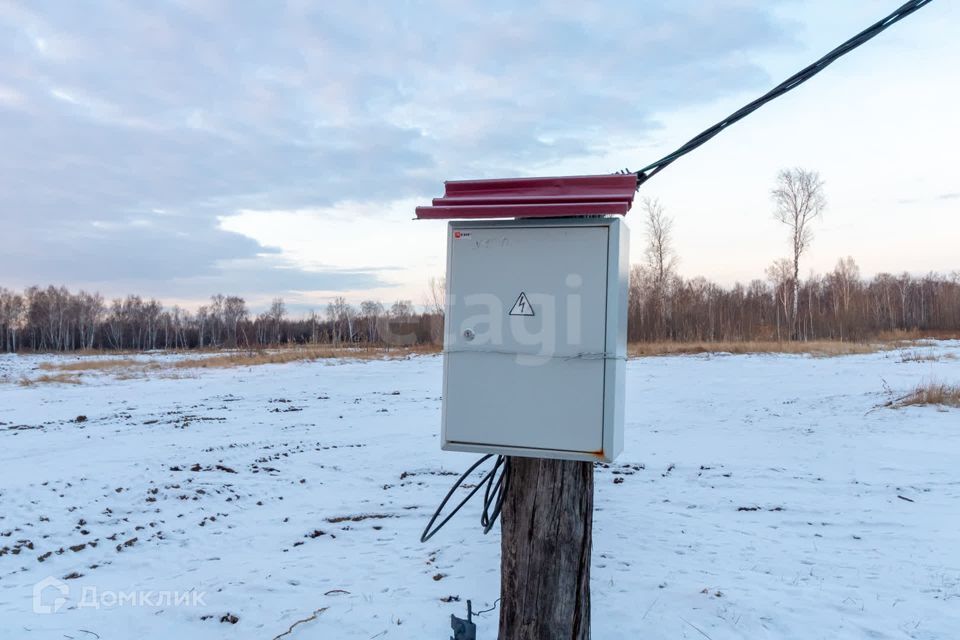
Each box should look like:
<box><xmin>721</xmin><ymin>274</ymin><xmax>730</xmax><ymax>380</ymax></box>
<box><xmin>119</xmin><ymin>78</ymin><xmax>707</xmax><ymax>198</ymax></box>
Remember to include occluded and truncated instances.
<box><xmin>509</xmin><ymin>292</ymin><xmax>534</xmax><ymax>317</ymax></box>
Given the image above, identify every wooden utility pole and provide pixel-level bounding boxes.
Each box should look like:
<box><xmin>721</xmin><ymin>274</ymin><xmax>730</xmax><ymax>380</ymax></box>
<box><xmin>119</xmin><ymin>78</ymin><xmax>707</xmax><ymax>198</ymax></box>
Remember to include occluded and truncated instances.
<box><xmin>498</xmin><ymin>457</ymin><xmax>594</xmax><ymax>640</ymax></box>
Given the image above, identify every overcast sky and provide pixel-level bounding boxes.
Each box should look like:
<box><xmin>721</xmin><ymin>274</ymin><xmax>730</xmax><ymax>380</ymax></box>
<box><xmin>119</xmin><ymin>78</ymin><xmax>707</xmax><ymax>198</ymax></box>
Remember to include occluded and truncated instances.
<box><xmin>1</xmin><ymin>1</ymin><xmax>956</xmax><ymax>312</ymax></box>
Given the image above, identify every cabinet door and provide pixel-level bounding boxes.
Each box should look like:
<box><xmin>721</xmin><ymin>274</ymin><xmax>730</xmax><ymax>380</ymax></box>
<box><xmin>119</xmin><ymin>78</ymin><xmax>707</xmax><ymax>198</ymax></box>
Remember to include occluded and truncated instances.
<box><xmin>443</xmin><ymin>224</ymin><xmax>609</xmax><ymax>454</ymax></box>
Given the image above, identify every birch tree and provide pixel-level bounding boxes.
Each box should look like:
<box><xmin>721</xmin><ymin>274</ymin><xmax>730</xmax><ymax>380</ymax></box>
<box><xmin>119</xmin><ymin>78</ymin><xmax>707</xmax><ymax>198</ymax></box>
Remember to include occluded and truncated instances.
<box><xmin>643</xmin><ymin>197</ymin><xmax>676</xmax><ymax>287</ymax></box>
<box><xmin>360</xmin><ymin>300</ymin><xmax>384</xmax><ymax>343</ymax></box>
<box><xmin>771</xmin><ymin>168</ymin><xmax>826</xmax><ymax>339</ymax></box>
<box><xmin>766</xmin><ymin>258</ymin><xmax>793</xmax><ymax>342</ymax></box>
<box><xmin>0</xmin><ymin>289</ymin><xmax>25</xmax><ymax>352</ymax></box>
<box><xmin>642</xmin><ymin>197</ymin><xmax>677</xmax><ymax>338</ymax></box>
<box><xmin>327</xmin><ymin>297</ymin><xmax>354</xmax><ymax>344</ymax></box>
<box><xmin>269</xmin><ymin>297</ymin><xmax>286</xmax><ymax>344</ymax></box>
<box><xmin>223</xmin><ymin>296</ymin><xmax>248</xmax><ymax>347</ymax></box>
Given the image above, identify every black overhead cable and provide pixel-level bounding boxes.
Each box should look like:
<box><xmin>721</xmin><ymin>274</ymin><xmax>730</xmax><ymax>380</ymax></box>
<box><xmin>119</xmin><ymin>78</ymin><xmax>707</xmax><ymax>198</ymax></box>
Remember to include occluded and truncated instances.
<box><xmin>419</xmin><ymin>0</ymin><xmax>937</xmax><ymax>548</ymax></box>
<box><xmin>630</xmin><ymin>0</ymin><xmax>936</xmax><ymax>187</ymax></box>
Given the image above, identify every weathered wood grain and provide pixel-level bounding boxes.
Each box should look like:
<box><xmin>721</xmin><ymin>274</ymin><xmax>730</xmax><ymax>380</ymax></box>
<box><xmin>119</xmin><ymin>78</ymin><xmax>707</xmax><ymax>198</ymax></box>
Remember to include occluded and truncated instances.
<box><xmin>498</xmin><ymin>457</ymin><xmax>593</xmax><ymax>640</ymax></box>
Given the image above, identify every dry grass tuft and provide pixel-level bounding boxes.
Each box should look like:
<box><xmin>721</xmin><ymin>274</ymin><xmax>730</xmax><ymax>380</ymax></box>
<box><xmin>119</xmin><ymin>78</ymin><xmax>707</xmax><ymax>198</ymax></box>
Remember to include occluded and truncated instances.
<box><xmin>18</xmin><ymin>373</ymin><xmax>84</xmax><ymax>386</ymax></box>
<box><xmin>627</xmin><ymin>330</ymin><xmax>960</xmax><ymax>359</ymax></box>
<box><xmin>38</xmin><ymin>358</ymin><xmax>150</xmax><ymax>372</ymax></box>
<box><xmin>898</xmin><ymin>349</ymin><xmax>956</xmax><ymax>363</ymax></box>
<box><xmin>169</xmin><ymin>345</ymin><xmax>438</xmax><ymax>369</ymax></box>
<box><xmin>628</xmin><ymin>340</ymin><xmax>884</xmax><ymax>358</ymax></box>
<box><xmin>31</xmin><ymin>345</ymin><xmax>441</xmax><ymax>377</ymax></box>
<box><xmin>113</xmin><ymin>371</ymin><xmax>146</xmax><ymax>381</ymax></box>
<box><xmin>891</xmin><ymin>381</ymin><xmax>960</xmax><ymax>409</ymax></box>
<box><xmin>876</xmin><ymin>329</ymin><xmax>960</xmax><ymax>342</ymax></box>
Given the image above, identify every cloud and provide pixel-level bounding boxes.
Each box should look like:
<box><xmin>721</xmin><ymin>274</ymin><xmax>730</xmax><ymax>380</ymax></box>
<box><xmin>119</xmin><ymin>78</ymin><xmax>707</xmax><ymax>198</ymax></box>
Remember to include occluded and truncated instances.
<box><xmin>3</xmin><ymin>221</ymin><xmax>264</xmax><ymax>281</ymax></box>
<box><xmin>0</xmin><ymin>1</ymin><xmax>798</xmax><ymax>303</ymax></box>
<box><xmin>897</xmin><ymin>191</ymin><xmax>960</xmax><ymax>205</ymax></box>
<box><xmin>167</xmin><ymin>256</ymin><xmax>388</xmax><ymax>298</ymax></box>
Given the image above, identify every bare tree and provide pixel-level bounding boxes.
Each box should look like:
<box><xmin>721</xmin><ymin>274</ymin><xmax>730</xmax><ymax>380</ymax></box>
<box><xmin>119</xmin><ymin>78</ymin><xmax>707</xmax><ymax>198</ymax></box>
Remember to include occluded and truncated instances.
<box><xmin>327</xmin><ymin>296</ymin><xmax>354</xmax><ymax>344</ymax></box>
<box><xmin>269</xmin><ymin>297</ymin><xmax>286</xmax><ymax>344</ymax></box>
<box><xmin>627</xmin><ymin>264</ymin><xmax>651</xmax><ymax>342</ymax></box>
<box><xmin>642</xmin><ymin>197</ymin><xmax>677</xmax><ymax>339</ymax></box>
<box><xmin>426</xmin><ymin>277</ymin><xmax>446</xmax><ymax>316</ymax></box>
<box><xmin>77</xmin><ymin>291</ymin><xmax>104</xmax><ymax>349</ymax></box>
<box><xmin>642</xmin><ymin>197</ymin><xmax>676</xmax><ymax>287</ymax></box>
<box><xmin>360</xmin><ymin>300</ymin><xmax>385</xmax><ymax>342</ymax></box>
<box><xmin>390</xmin><ymin>300</ymin><xmax>414</xmax><ymax>320</ymax></box>
<box><xmin>766</xmin><ymin>258</ymin><xmax>793</xmax><ymax>342</ymax></box>
<box><xmin>425</xmin><ymin>278</ymin><xmax>446</xmax><ymax>344</ymax></box>
<box><xmin>106</xmin><ymin>298</ymin><xmax>125</xmax><ymax>350</ymax></box>
<box><xmin>828</xmin><ymin>256</ymin><xmax>860</xmax><ymax>340</ymax></box>
<box><xmin>306</xmin><ymin>309</ymin><xmax>322</xmax><ymax>344</ymax></box>
<box><xmin>209</xmin><ymin>294</ymin><xmax>225</xmax><ymax>346</ymax></box>
<box><xmin>196</xmin><ymin>305</ymin><xmax>209</xmax><ymax>348</ymax></box>
<box><xmin>222</xmin><ymin>296</ymin><xmax>248</xmax><ymax>347</ymax></box>
<box><xmin>0</xmin><ymin>288</ymin><xmax>25</xmax><ymax>352</ymax></box>
<box><xmin>144</xmin><ymin>299</ymin><xmax>162</xmax><ymax>350</ymax></box>
<box><xmin>771</xmin><ymin>168</ymin><xmax>826</xmax><ymax>339</ymax></box>
<box><xmin>832</xmin><ymin>256</ymin><xmax>860</xmax><ymax>314</ymax></box>
<box><xmin>167</xmin><ymin>305</ymin><xmax>188</xmax><ymax>349</ymax></box>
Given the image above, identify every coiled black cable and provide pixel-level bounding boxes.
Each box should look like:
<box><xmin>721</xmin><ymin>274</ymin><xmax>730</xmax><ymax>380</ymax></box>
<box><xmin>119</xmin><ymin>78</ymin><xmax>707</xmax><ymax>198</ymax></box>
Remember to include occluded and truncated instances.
<box><xmin>420</xmin><ymin>454</ymin><xmax>511</xmax><ymax>543</ymax></box>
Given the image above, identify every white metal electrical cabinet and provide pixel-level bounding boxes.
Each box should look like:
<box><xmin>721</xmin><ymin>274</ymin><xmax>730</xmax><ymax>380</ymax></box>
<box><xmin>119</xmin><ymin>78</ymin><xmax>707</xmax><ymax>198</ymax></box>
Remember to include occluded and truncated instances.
<box><xmin>441</xmin><ymin>217</ymin><xmax>629</xmax><ymax>462</ymax></box>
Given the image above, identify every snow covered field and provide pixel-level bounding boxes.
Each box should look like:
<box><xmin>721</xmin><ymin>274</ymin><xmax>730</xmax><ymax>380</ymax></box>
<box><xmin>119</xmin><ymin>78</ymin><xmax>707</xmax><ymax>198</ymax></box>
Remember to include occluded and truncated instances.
<box><xmin>1</xmin><ymin>343</ymin><xmax>959</xmax><ymax>639</ymax></box>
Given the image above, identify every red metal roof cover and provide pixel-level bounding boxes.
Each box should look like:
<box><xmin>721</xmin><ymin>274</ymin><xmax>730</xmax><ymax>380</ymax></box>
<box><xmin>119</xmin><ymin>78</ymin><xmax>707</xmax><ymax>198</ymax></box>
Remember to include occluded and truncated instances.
<box><xmin>415</xmin><ymin>173</ymin><xmax>637</xmax><ymax>220</ymax></box>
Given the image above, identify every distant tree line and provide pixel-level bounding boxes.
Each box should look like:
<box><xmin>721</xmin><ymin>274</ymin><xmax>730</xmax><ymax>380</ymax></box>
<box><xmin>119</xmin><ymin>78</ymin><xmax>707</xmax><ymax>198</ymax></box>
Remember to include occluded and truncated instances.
<box><xmin>2</xmin><ymin>263</ymin><xmax>959</xmax><ymax>354</ymax></box>
<box><xmin>0</xmin><ymin>288</ymin><xmax>439</xmax><ymax>352</ymax></box>
<box><xmin>628</xmin><ymin>259</ymin><xmax>960</xmax><ymax>343</ymax></box>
